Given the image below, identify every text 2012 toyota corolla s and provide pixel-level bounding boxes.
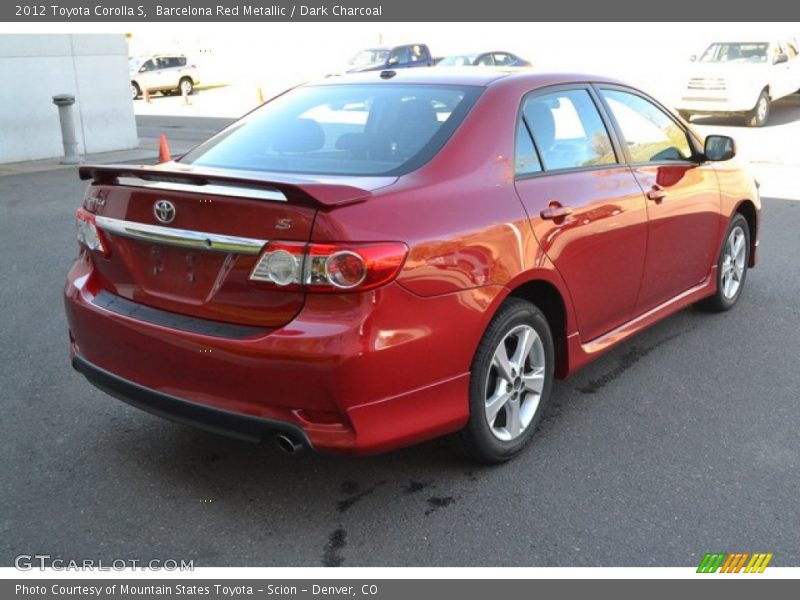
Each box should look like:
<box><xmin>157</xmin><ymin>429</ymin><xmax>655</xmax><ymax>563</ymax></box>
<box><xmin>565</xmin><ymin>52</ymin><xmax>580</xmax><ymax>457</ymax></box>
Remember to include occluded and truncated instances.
<box><xmin>64</xmin><ymin>69</ymin><xmax>761</xmax><ymax>462</ymax></box>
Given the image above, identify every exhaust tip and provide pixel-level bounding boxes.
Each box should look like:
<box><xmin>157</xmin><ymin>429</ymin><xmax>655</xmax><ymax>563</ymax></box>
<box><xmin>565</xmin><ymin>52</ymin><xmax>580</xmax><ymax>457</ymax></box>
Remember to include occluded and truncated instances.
<box><xmin>275</xmin><ymin>433</ymin><xmax>303</xmax><ymax>455</ymax></box>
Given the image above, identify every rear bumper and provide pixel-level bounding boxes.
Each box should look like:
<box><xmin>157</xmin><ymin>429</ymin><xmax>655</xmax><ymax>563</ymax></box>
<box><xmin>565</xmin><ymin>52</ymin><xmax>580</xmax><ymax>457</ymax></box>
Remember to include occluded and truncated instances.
<box><xmin>72</xmin><ymin>355</ymin><xmax>312</xmax><ymax>447</ymax></box>
<box><xmin>64</xmin><ymin>257</ymin><xmax>493</xmax><ymax>455</ymax></box>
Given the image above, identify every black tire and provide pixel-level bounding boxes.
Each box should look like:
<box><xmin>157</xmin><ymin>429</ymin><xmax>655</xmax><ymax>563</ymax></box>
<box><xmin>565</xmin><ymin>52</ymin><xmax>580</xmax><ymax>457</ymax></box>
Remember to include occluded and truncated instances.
<box><xmin>455</xmin><ymin>298</ymin><xmax>555</xmax><ymax>464</ymax></box>
<box><xmin>179</xmin><ymin>77</ymin><xmax>194</xmax><ymax>96</ymax></box>
<box><xmin>131</xmin><ymin>82</ymin><xmax>141</xmax><ymax>100</ymax></box>
<box><xmin>698</xmin><ymin>214</ymin><xmax>750</xmax><ymax>312</ymax></box>
<box><xmin>745</xmin><ymin>89</ymin><xmax>770</xmax><ymax>127</ymax></box>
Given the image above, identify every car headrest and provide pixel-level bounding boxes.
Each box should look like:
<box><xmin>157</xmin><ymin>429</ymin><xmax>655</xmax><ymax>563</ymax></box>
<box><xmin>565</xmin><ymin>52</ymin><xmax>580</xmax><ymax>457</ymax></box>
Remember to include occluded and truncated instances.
<box><xmin>271</xmin><ymin>118</ymin><xmax>325</xmax><ymax>153</ymax></box>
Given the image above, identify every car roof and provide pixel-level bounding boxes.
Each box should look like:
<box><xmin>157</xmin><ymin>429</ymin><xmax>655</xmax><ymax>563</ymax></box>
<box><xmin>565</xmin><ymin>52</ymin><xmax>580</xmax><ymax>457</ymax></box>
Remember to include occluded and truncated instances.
<box><xmin>312</xmin><ymin>68</ymin><xmax>624</xmax><ymax>89</ymax></box>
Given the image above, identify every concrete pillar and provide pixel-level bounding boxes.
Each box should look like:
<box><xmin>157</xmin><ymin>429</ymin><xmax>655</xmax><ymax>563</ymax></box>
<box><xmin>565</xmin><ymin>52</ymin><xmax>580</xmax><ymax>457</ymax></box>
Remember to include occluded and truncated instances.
<box><xmin>52</xmin><ymin>94</ymin><xmax>81</xmax><ymax>165</ymax></box>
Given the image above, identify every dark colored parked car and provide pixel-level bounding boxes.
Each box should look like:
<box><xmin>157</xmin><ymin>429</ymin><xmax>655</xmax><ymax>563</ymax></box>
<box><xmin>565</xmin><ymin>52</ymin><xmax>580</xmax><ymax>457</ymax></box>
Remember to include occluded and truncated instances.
<box><xmin>346</xmin><ymin>44</ymin><xmax>434</xmax><ymax>72</ymax></box>
<box><xmin>438</xmin><ymin>51</ymin><xmax>531</xmax><ymax>67</ymax></box>
<box><xmin>65</xmin><ymin>70</ymin><xmax>760</xmax><ymax>463</ymax></box>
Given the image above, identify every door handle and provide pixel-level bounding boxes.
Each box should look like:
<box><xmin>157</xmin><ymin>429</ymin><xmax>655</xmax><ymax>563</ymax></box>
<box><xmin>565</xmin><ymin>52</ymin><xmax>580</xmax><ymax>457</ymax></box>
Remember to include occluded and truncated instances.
<box><xmin>540</xmin><ymin>205</ymin><xmax>573</xmax><ymax>220</ymax></box>
<box><xmin>646</xmin><ymin>186</ymin><xmax>666</xmax><ymax>202</ymax></box>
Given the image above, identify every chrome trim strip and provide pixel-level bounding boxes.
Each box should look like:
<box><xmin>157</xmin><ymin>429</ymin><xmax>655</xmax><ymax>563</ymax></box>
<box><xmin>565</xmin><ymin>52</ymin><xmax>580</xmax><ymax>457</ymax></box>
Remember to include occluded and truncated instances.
<box><xmin>117</xmin><ymin>177</ymin><xmax>287</xmax><ymax>202</ymax></box>
<box><xmin>94</xmin><ymin>216</ymin><xmax>268</xmax><ymax>255</ymax></box>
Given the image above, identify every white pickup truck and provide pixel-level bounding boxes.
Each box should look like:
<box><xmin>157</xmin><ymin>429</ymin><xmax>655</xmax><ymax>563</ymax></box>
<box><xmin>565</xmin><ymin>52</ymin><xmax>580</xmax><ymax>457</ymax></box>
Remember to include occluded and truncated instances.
<box><xmin>676</xmin><ymin>37</ymin><xmax>800</xmax><ymax>127</ymax></box>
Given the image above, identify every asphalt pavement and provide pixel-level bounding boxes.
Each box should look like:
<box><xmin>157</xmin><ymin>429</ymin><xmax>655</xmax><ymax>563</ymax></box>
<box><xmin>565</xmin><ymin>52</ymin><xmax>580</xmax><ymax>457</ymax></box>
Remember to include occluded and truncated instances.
<box><xmin>1</xmin><ymin>106</ymin><xmax>799</xmax><ymax>568</ymax></box>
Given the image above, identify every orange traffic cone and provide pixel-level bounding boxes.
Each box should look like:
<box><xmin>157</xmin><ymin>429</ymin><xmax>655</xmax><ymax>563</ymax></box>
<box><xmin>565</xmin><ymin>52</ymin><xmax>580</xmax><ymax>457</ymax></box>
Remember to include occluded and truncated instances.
<box><xmin>144</xmin><ymin>87</ymin><xmax>151</xmax><ymax>103</ymax></box>
<box><xmin>158</xmin><ymin>134</ymin><xmax>171</xmax><ymax>163</ymax></box>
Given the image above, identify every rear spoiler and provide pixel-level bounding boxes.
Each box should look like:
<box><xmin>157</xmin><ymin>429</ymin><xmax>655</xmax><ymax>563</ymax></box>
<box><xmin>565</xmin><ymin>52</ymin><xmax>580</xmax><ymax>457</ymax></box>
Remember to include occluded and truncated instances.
<box><xmin>78</xmin><ymin>163</ymin><xmax>372</xmax><ymax>208</ymax></box>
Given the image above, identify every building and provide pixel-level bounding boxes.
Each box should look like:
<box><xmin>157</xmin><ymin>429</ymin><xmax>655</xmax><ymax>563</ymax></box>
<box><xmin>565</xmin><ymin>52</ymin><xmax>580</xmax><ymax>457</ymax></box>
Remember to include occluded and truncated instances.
<box><xmin>0</xmin><ymin>34</ymin><xmax>137</xmax><ymax>164</ymax></box>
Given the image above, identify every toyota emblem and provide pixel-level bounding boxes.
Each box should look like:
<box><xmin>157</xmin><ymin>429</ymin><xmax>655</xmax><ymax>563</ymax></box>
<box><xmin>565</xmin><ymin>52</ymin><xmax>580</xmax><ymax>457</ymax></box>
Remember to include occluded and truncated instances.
<box><xmin>153</xmin><ymin>200</ymin><xmax>176</xmax><ymax>224</ymax></box>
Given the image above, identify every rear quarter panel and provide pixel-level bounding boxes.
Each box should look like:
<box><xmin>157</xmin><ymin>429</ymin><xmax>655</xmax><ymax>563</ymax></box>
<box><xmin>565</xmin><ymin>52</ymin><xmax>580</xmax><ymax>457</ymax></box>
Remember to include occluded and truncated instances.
<box><xmin>310</xmin><ymin>80</ymin><xmax>579</xmax><ymax>376</ymax></box>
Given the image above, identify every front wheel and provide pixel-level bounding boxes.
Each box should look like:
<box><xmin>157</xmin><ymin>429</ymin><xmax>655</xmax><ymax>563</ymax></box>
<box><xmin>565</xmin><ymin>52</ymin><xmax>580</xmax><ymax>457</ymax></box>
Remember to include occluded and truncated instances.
<box><xmin>698</xmin><ymin>214</ymin><xmax>750</xmax><ymax>312</ymax></box>
<box><xmin>745</xmin><ymin>90</ymin><xmax>770</xmax><ymax>127</ymax></box>
<box><xmin>131</xmin><ymin>82</ymin><xmax>140</xmax><ymax>100</ymax></box>
<box><xmin>179</xmin><ymin>77</ymin><xmax>194</xmax><ymax>96</ymax></box>
<box><xmin>456</xmin><ymin>298</ymin><xmax>554</xmax><ymax>463</ymax></box>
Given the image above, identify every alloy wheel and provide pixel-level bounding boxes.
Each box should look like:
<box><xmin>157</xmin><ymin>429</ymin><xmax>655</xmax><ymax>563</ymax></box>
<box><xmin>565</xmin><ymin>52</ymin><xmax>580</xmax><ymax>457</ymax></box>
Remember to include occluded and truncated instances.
<box><xmin>721</xmin><ymin>225</ymin><xmax>746</xmax><ymax>299</ymax></box>
<box><xmin>757</xmin><ymin>96</ymin><xmax>768</xmax><ymax>124</ymax></box>
<box><xmin>484</xmin><ymin>324</ymin><xmax>546</xmax><ymax>441</ymax></box>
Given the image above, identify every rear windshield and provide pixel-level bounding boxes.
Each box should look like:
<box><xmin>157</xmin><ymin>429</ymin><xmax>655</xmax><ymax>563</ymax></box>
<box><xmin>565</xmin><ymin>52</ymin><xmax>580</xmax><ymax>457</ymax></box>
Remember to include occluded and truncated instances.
<box><xmin>179</xmin><ymin>83</ymin><xmax>482</xmax><ymax>176</ymax></box>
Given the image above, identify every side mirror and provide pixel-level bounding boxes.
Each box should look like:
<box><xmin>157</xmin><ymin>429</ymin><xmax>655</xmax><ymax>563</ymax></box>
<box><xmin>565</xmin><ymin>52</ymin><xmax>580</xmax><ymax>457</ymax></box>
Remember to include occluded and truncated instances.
<box><xmin>774</xmin><ymin>53</ymin><xmax>788</xmax><ymax>64</ymax></box>
<box><xmin>689</xmin><ymin>54</ymin><xmax>697</xmax><ymax>62</ymax></box>
<box><xmin>704</xmin><ymin>135</ymin><xmax>736</xmax><ymax>161</ymax></box>
<box><xmin>138</xmin><ymin>66</ymin><xmax>146</xmax><ymax>73</ymax></box>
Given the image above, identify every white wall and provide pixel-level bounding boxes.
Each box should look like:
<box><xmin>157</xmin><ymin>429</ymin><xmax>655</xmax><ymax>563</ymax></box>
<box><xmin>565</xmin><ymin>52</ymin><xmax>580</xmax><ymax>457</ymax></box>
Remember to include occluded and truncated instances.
<box><xmin>0</xmin><ymin>34</ymin><xmax>137</xmax><ymax>164</ymax></box>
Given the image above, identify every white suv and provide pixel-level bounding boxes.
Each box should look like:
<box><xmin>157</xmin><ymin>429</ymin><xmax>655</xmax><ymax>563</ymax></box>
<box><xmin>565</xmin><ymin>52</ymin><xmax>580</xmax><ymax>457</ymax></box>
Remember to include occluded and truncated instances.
<box><xmin>129</xmin><ymin>55</ymin><xmax>201</xmax><ymax>100</ymax></box>
<box><xmin>676</xmin><ymin>37</ymin><xmax>800</xmax><ymax>126</ymax></box>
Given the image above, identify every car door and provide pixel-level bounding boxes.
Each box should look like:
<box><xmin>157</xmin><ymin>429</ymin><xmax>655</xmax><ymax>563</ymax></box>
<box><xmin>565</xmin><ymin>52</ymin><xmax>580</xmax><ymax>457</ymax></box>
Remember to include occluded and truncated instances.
<box><xmin>163</xmin><ymin>56</ymin><xmax>182</xmax><ymax>88</ymax></box>
<box><xmin>767</xmin><ymin>41</ymin><xmax>792</xmax><ymax>99</ymax></box>
<box><xmin>514</xmin><ymin>86</ymin><xmax>649</xmax><ymax>342</ymax></box>
<box><xmin>775</xmin><ymin>39</ymin><xmax>800</xmax><ymax>97</ymax></box>
<box><xmin>596</xmin><ymin>86</ymin><xmax>721</xmax><ymax>313</ymax></box>
<box><xmin>137</xmin><ymin>59</ymin><xmax>158</xmax><ymax>89</ymax></box>
<box><xmin>148</xmin><ymin>57</ymin><xmax>170</xmax><ymax>89</ymax></box>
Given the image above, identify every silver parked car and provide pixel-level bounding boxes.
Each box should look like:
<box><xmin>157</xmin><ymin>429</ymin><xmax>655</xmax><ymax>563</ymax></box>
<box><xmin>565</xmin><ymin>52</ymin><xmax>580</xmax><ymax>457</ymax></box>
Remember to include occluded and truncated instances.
<box><xmin>129</xmin><ymin>55</ymin><xmax>201</xmax><ymax>100</ymax></box>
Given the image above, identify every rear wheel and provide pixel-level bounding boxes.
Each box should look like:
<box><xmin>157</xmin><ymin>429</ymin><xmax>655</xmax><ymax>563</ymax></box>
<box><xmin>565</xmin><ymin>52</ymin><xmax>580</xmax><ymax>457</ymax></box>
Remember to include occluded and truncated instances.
<box><xmin>745</xmin><ymin>90</ymin><xmax>770</xmax><ymax>127</ymax></box>
<box><xmin>698</xmin><ymin>214</ymin><xmax>750</xmax><ymax>312</ymax></box>
<box><xmin>456</xmin><ymin>298</ymin><xmax>554</xmax><ymax>463</ymax></box>
<box><xmin>179</xmin><ymin>77</ymin><xmax>194</xmax><ymax>96</ymax></box>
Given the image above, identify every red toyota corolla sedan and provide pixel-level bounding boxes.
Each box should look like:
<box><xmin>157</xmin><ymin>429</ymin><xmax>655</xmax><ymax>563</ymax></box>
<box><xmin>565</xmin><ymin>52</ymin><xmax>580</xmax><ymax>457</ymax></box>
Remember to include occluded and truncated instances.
<box><xmin>64</xmin><ymin>69</ymin><xmax>760</xmax><ymax>462</ymax></box>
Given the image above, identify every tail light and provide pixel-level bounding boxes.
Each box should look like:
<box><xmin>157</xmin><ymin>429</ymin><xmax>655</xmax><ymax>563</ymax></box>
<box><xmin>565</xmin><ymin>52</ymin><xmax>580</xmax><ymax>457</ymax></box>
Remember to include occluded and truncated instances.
<box><xmin>75</xmin><ymin>208</ymin><xmax>110</xmax><ymax>257</ymax></box>
<box><xmin>250</xmin><ymin>241</ymin><xmax>408</xmax><ymax>293</ymax></box>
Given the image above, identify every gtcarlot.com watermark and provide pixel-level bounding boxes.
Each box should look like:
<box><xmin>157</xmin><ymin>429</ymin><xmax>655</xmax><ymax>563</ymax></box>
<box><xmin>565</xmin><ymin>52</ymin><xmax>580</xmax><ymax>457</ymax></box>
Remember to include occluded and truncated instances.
<box><xmin>14</xmin><ymin>554</ymin><xmax>194</xmax><ymax>571</ymax></box>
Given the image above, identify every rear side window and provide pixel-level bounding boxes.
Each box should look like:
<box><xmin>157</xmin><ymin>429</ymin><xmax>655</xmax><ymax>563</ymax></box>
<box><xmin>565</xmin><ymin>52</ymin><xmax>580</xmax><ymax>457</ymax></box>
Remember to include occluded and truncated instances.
<box><xmin>180</xmin><ymin>84</ymin><xmax>482</xmax><ymax>176</ymax></box>
<box><xmin>522</xmin><ymin>89</ymin><xmax>616</xmax><ymax>171</ymax></box>
<box><xmin>601</xmin><ymin>89</ymin><xmax>692</xmax><ymax>163</ymax></box>
<box><xmin>410</xmin><ymin>45</ymin><xmax>429</xmax><ymax>62</ymax></box>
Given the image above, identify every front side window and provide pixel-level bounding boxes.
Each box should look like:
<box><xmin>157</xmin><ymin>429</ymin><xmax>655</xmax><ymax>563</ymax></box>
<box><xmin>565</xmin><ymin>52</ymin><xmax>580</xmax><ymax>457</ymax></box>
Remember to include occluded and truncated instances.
<box><xmin>388</xmin><ymin>47</ymin><xmax>410</xmax><ymax>65</ymax></box>
<box><xmin>180</xmin><ymin>84</ymin><xmax>482</xmax><ymax>176</ymax></box>
<box><xmin>522</xmin><ymin>89</ymin><xmax>616</xmax><ymax>171</ymax></box>
<box><xmin>601</xmin><ymin>89</ymin><xmax>692</xmax><ymax>163</ymax></box>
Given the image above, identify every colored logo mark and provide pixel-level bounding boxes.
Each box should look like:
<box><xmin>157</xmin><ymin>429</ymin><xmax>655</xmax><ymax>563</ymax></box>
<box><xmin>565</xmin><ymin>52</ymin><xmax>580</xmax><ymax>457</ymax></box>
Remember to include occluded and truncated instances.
<box><xmin>697</xmin><ymin>552</ymin><xmax>773</xmax><ymax>573</ymax></box>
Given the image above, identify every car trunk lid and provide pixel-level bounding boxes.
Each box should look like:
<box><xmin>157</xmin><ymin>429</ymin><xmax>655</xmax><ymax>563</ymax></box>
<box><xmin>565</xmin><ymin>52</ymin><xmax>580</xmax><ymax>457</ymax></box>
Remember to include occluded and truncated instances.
<box><xmin>79</xmin><ymin>163</ymin><xmax>393</xmax><ymax>328</ymax></box>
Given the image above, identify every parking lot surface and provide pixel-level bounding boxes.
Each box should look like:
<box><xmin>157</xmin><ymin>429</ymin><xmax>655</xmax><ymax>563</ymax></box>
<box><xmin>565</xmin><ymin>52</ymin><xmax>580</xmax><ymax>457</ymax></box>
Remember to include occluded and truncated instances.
<box><xmin>1</xmin><ymin>99</ymin><xmax>799</xmax><ymax>567</ymax></box>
